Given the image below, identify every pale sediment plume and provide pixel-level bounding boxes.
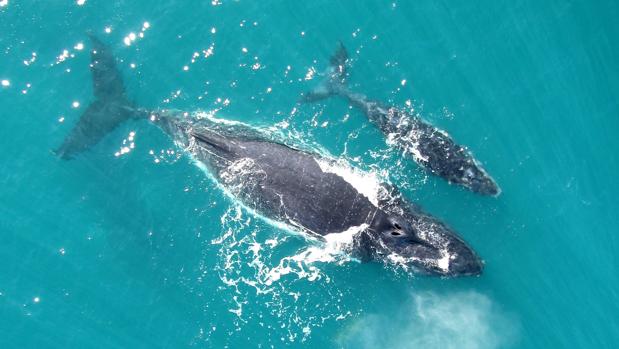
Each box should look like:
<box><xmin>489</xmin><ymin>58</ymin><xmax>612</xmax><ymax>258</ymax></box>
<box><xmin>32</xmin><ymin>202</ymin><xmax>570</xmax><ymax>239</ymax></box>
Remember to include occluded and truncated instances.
<box><xmin>338</xmin><ymin>291</ymin><xmax>519</xmax><ymax>349</ymax></box>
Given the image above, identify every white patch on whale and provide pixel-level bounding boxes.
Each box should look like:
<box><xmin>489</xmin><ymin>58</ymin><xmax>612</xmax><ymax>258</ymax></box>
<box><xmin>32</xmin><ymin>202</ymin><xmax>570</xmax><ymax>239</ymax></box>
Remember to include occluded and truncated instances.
<box><xmin>436</xmin><ymin>252</ymin><xmax>451</xmax><ymax>272</ymax></box>
<box><xmin>314</xmin><ymin>158</ymin><xmax>383</xmax><ymax>206</ymax></box>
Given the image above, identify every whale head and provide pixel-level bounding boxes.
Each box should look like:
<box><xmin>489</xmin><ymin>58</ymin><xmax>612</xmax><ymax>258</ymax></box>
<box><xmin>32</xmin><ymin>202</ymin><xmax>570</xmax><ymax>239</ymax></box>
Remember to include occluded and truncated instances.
<box><xmin>354</xmin><ymin>209</ymin><xmax>483</xmax><ymax>276</ymax></box>
<box><xmin>450</xmin><ymin>161</ymin><xmax>500</xmax><ymax>196</ymax></box>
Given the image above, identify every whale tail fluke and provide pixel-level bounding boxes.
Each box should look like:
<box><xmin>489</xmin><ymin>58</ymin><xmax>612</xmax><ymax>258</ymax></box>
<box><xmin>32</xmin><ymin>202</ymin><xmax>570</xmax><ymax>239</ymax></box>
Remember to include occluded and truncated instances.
<box><xmin>300</xmin><ymin>41</ymin><xmax>349</xmax><ymax>103</ymax></box>
<box><xmin>55</xmin><ymin>34</ymin><xmax>142</xmax><ymax>160</ymax></box>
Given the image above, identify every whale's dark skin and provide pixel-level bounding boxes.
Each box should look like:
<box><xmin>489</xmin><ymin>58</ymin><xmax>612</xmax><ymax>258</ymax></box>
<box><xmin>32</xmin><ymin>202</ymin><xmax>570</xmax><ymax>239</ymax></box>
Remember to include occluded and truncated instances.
<box><xmin>304</xmin><ymin>43</ymin><xmax>500</xmax><ymax>196</ymax></box>
<box><xmin>56</xmin><ymin>35</ymin><xmax>483</xmax><ymax>276</ymax></box>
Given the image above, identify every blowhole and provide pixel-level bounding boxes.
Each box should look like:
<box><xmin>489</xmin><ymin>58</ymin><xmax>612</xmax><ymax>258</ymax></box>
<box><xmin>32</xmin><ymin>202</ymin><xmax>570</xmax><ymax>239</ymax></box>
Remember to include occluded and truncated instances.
<box><xmin>394</xmin><ymin>223</ymin><xmax>402</xmax><ymax>230</ymax></box>
<box><xmin>390</xmin><ymin>231</ymin><xmax>401</xmax><ymax>236</ymax></box>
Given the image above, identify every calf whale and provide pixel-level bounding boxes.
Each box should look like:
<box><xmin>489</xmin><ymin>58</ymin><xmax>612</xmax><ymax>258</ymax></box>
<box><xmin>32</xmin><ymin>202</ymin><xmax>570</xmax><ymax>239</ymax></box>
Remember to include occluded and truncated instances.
<box><xmin>304</xmin><ymin>43</ymin><xmax>500</xmax><ymax>196</ymax></box>
<box><xmin>56</xmin><ymin>35</ymin><xmax>483</xmax><ymax>276</ymax></box>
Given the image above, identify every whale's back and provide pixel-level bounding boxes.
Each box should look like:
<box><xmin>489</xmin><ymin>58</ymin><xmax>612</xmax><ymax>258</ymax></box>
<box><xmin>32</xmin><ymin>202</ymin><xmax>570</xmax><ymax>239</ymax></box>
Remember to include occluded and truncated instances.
<box><xmin>190</xmin><ymin>134</ymin><xmax>379</xmax><ymax>236</ymax></box>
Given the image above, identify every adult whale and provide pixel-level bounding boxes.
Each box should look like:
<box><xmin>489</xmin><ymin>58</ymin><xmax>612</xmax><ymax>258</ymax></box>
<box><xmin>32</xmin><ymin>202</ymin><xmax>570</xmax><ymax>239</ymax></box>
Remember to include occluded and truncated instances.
<box><xmin>304</xmin><ymin>43</ymin><xmax>500</xmax><ymax>196</ymax></box>
<box><xmin>56</xmin><ymin>35</ymin><xmax>483</xmax><ymax>276</ymax></box>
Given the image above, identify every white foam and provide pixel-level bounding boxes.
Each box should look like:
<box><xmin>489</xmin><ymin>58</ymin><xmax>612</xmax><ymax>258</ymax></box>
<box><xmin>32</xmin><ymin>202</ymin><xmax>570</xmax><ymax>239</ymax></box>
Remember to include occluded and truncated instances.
<box><xmin>262</xmin><ymin>223</ymin><xmax>366</xmax><ymax>287</ymax></box>
<box><xmin>193</xmin><ymin>110</ymin><xmax>247</xmax><ymax>127</ymax></box>
<box><xmin>386</xmin><ymin>129</ymin><xmax>428</xmax><ymax>163</ymax></box>
<box><xmin>292</xmin><ymin>224</ymin><xmax>367</xmax><ymax>264</ymax></box>
<box><xmin>315</xmin><ymin>158</ymin><xmax>382</xmax><ymax>206</ymax></box>
<box><xmin>266</xmin><ymin>227</ymin><xmax>361</xmax><ymax>282</ymax></box>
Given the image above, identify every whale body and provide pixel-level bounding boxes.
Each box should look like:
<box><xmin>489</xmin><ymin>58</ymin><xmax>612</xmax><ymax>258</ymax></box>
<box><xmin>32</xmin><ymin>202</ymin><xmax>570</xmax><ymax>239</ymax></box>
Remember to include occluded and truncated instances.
<box><xmin>304</xmin><ymin>43</ymin><xmax>500</xmax><ymax>196</ymax></box>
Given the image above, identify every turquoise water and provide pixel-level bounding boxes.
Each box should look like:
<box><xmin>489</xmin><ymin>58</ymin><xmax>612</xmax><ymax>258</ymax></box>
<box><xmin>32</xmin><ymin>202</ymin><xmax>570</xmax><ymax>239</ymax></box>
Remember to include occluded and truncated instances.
<box><xmin>1</xmin><ymin>0</ymin><xmax>618</xmax><ymax>347</ymax></box>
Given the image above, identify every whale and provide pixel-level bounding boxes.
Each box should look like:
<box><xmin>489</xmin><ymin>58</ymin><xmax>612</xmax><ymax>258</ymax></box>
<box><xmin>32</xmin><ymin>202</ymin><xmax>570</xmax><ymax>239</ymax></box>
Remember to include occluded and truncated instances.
<box><xmin>303</xmin><ymin>43</ymin><xmax>500</xmax><ymax>196</ymax></box>
<box><xmin>56</xmin><ymin>35</ymin><xmax>483</xmax><ymax>276</ymax></box>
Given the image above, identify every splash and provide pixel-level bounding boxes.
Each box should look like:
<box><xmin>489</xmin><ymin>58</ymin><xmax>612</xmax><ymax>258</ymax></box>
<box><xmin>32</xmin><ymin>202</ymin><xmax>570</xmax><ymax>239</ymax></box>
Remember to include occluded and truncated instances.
<box><xmin>291</xmin><ymin>224</ymin><xmax>368</xmax><ymax>264</ymax></box>
<box><xmin>261</xmin><ymin>223</ymin><xmax>367</xmax><ymax>286</ymax></box>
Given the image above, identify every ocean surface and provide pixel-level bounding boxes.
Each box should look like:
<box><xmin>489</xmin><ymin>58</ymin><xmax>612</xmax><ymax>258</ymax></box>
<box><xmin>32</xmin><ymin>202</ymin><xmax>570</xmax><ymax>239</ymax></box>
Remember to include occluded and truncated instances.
<box><xmin>1</xmin><ymin>1</ymin><xmax>618</xmax><ymax>348</ymax></box>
